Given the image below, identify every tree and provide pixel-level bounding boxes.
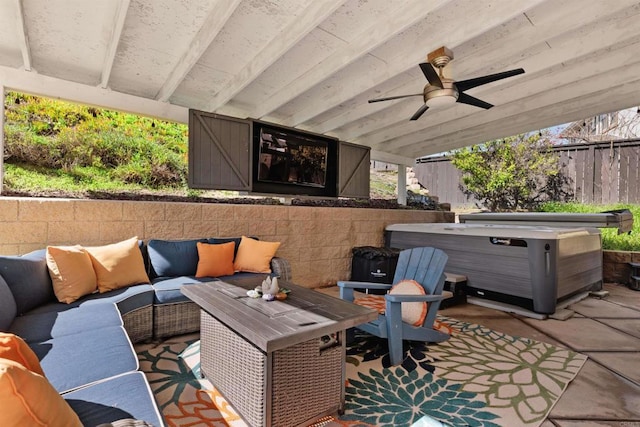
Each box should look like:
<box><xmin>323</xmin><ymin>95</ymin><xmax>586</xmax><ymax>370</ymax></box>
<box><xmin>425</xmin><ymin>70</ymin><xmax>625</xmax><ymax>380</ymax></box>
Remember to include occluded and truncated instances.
<box><xmin>451</xmin><ymin>132</ymin><xmax>573</xmax><ymax>211</ymax></box>
<box><xmin>559</xmin><ymin>108</ymin><xmax>640</xmax><ymax>143</ymax></box>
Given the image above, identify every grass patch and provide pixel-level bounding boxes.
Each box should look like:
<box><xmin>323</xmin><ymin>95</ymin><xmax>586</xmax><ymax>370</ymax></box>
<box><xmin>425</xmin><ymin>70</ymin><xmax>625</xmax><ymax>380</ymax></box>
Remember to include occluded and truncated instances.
<box><xmin>539</xmin><ymin>202</ymin><xmax>640</xmax><ymax>251</ymax></box>
<box><xmin>5</xmin><ymin>163</ymin><xmax>150</xmax><ymax>192</ymax></box>
<box><xmin>370</xmin><ymin>169</ymin><xmax>398</xmax><ymax>199</ymax></box>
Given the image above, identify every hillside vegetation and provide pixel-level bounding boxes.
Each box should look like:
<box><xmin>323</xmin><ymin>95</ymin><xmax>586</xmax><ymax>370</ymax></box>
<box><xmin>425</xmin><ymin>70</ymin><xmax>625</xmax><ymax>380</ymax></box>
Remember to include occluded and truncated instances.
<box><xmin>2</xmin><ymin>92</ymin><xmax>397</xmax><ymax>199</ymax></box>
<box><xmin>4</xmin><ymin>92</ymin><xmax>188</xmax><ymax>193</ymax></box>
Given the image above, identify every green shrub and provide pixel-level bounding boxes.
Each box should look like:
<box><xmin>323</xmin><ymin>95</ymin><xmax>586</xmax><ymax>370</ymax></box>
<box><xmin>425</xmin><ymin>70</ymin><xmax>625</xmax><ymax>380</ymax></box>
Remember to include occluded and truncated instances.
<box><xmin>451</xmin><ymin>133</ymin><xmax>573</xmax><ymax>211</ymax></box>
<box><xmin>539</xmin><ymin>202</ymin><xmax>640</xmax><ymax>251</ymax></box>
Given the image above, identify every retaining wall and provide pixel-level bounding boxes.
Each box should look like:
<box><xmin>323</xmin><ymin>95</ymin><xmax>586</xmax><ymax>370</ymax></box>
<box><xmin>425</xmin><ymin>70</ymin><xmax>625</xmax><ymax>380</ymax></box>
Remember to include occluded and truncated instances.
<box><xmin>0</xmin><ymin>197</ymin><xmax>454</xmax><ymax>288</ymax></box>
<box><xmin>603</xmin><ymin>250</ymin><xmax>638</xmax><ymax>285</ymax></box>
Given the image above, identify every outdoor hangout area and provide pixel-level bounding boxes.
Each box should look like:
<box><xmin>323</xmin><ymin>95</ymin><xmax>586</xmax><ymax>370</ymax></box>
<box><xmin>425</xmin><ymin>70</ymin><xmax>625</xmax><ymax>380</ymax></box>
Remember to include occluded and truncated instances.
<box><xmin>2</xmin><ymin>1</ymin><xmax>640</xmax><ymax>427</ymax></box>
<box><xmin>1</xmin><ymin>197</ymin><xmax>640</xmax><ymax>426</ymax></box>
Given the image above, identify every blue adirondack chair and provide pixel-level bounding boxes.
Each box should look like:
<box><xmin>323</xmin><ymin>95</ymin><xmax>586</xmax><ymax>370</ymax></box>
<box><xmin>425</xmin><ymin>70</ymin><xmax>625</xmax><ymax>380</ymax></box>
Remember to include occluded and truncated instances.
<box><xmin>338</xmin><ymin>247</ymin><xmax>449</xmax><ymax>366</ymax></box>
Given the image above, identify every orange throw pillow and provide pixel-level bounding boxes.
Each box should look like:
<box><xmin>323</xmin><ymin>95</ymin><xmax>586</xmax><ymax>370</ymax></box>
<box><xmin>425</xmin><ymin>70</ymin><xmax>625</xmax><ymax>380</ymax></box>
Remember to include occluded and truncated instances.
<box><xmin>233</xmin><ymin>236</ymin><xmax>280</xmax><ymax>274</ymax></box>
<box><xmin>0</xmin><ymin>359</ymin><xmax>82</xmax><ymax>427</ymax></box>
<box><xmin>196</xmin><ymin>242</ymin><xmax>235</xmax><ymax>278</ymax></box>
<box><xmin>388</xmin><ymin>279</ymin><xmax>427</xmax><ymax>326</ymax></box>
<box><xmin>0</xmin><ymin>333</ymin><xmax>44</xmax><ymax>376</ymax></box>
<box><xmin>46</xmin><ymin>245</ymin><xmax>97</xmax><ymax>304</ymax></box>
<box><xmin>85</xmin><ymin>237</ymin><xmax>150</xmax><ymax>293</ymax></box>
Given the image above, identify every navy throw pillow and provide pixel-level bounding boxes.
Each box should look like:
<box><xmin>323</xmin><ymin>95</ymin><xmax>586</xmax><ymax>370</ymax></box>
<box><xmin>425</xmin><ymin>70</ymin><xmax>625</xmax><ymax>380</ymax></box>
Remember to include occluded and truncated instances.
<box><xmin>147</xmin><ymin>239</ymin><xmax>206</xmax><ymax>278</ymax></box>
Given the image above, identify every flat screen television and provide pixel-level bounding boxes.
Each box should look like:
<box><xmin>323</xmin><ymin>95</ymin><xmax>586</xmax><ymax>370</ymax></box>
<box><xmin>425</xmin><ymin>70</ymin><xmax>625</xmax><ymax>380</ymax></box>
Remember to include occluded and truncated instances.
<box><xmin>252</xmin><ymin>121</ymin><xmax>338</xmax><ymax>197</ymax></box>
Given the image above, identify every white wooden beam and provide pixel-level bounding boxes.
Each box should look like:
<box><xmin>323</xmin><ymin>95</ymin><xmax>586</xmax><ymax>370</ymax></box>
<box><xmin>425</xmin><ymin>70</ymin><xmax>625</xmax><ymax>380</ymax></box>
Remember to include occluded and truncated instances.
<box><xmin>251</xmin><ymin>0</ymin><xmax>456</xmax><ymax>119</ymax></box>
<box><xmin>414</xmin><ymin>88</ymin><xmax>640</xmax><ymax>157</ymax></box>
<box><xmin>0</xmin><ymin>84</ymin><xmax>5</xmax><ymax>194</ymax></box>
<box><xmin>404</xmin><ymin>76</ymin><xmax>640</xmax><ymax>157</ymax></box>
<box><xmin>383</xmin><ymin>44</ymin><xmax>640</xmax><ymax>155</ymax></box>
<box><xmin>407</xmin><ymin>93</ymin><xmax>640</xmax><ymax>157</ymax></box>
<box><xmin>280</xmin><ymin>0</ymin><xmax>546</xmax><ymax>127</ymax></box>
<box><xmin>337</xmin><ymin>2</ymin><xmax>640</xmax><ymax>144</ymax></box>
<box><xmin>0</xmin><ymin>65</ymin><xmax>188</xmax><ymax>123</ymax></box>
<box><xmin>14</xmin><ymin>0</ymin><xmax>31</xmax><ymax>71</ymax></box>
<box><xmin>397</xmin><ymin>164</ymin><xmax>407</xmax><ymax>206</ymax></box>
<box><xmin>369</xmin><ymin>149</ymin><xmax>414</xmax><ymax>167</ymax></box>
<box><xmin>358</xmin><ymin>22</ymin><xmax>640</xmax><ymax>151</ymax></box>
<box><xmin>155</xmin><ymin>0</ymin><xmax>242</xmax><ymax>102</ymax></box>
<box><xmin>315</xmin><ymin>0</ymin><xmax>639</xmax><ymax>136</ymax></box>
<box><xmin>205</xmin><ymin>0</ymin><xmax>346</xmax><ymax>112</ymax></box>
<box><xmin>100</xmin><ymin>0</ymin><xmax>130</xmax><ymax>89</ymax></box>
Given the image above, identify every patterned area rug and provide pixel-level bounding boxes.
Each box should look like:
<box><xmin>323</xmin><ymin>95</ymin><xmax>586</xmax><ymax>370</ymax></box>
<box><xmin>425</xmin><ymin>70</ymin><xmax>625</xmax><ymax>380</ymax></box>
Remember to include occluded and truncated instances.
<box><xmin>136</xmin><ymin>316</ymin><xmax>587</xmax><ymax>427</ymax></box>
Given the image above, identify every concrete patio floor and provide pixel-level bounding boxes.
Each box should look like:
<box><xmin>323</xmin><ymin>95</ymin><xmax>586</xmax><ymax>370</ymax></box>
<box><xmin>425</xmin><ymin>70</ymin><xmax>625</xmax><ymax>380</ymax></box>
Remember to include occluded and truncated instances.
<box><xmin>319</xmin><ymin>283</ymin><xmax>640</xmax><ymax>426</ymax></box>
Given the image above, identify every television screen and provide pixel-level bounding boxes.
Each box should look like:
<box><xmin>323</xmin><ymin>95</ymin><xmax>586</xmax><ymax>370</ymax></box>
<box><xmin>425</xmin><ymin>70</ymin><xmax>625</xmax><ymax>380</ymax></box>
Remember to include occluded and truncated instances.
<box><xmin>257</xmin><ymin>126</ymin><xmax>328</xmax><ymax>188</ymax></box>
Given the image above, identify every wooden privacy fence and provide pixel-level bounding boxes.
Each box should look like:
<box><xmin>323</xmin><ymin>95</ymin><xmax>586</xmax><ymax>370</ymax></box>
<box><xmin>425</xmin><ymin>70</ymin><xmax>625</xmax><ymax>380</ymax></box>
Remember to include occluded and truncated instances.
<box><xmin>413</xmin><ymin>139</ymin><xmax>640</xmax><ymax>208</ymax></box>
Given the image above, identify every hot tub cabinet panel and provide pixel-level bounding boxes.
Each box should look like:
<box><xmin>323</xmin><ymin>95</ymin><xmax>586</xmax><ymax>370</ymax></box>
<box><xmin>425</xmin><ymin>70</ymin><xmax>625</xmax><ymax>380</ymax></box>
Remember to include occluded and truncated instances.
<box><xmin>384</xmin><ymin>223</ymin><xmax>603</xmax><ymax>314</ymax></box>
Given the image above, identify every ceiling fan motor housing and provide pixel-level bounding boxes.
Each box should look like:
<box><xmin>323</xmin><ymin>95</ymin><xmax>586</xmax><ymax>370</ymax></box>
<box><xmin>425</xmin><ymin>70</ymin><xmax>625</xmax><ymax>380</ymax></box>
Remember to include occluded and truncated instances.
<box><xmin>424</xmin><ymin>79</ymin><xmax>458</xmax><ymax>104</ymax></box>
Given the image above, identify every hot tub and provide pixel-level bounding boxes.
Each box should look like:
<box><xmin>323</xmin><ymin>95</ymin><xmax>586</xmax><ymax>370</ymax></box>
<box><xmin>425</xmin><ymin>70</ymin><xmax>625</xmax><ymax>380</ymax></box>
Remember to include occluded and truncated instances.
<box><xmin>385</xmin><ymin>223</ymin><xmax>602</xmax><ymax>314</ymax></box>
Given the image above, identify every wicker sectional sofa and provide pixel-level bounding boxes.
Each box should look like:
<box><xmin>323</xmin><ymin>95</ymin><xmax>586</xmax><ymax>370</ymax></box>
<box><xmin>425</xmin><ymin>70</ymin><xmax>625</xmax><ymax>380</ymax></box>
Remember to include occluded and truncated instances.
<box><xmin>0</xmin><ymin>236</ymin><xmax>291</xmax><ymax>427</ymax></box>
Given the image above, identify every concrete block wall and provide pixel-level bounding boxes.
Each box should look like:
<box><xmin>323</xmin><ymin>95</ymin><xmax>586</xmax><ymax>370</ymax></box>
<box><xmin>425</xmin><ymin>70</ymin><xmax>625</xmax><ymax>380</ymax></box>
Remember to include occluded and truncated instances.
<box><xmin>0</xmin><ymin>197</ymin><xmax>454</xmax><ymax>288</ymax></box>
<box><xmin>602</xmin><ymin>250</ymin><xmax>638</xmax><ymax>285</ymax></box>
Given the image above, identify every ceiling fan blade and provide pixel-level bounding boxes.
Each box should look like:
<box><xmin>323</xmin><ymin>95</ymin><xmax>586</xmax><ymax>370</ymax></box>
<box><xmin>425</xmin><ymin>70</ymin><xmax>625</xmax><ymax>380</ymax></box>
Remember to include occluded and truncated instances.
<box><xmin>368</xmin><ymin>93</ymin><xmax>422</xmax><ymax>103</ymax></box>
<box><xmin>455</xmin><ymin>68</ymin><xmax>525</xmax><ymax>92</ymax></box>
<box><xmin>419</xmin><ymin>62</ymin><xmax>443</xmax><ymax>88</ymax></box>
<box><xmin>457</xmin><ymin>92</ymin><xmax>493</xmax><ymax>109</ymax></box>
<box><xmin>410</xmin><ymin>104</ymin><xmax>429</xmax><ymax>121</ymax></box>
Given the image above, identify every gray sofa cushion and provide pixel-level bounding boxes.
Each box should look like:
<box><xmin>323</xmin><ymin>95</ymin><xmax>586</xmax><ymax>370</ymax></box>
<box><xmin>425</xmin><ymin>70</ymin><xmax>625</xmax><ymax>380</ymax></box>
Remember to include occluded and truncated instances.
<box><xmin>89</xmin><ymin>285</ymin><xmax>154</xmax><ymax>317</ymax></box>
<box><xmin>151</xmin><ymin>272</ymin><xmax>265</xmax><ymax>304</ymax></box>
<box><xmin>0</xmin><ymin>249</ymin><xmax>54</xmax><ymax>314</ymax></box>
<box><xmin>147</xmin><ymin>239</ymin><xmax>206</xmax><ymax>278</ymax></box>
<box><xmin>10</xmin><ymin>303</ymin><xmax>122</xmax><ymax>343</ymax></box>
<box><xmin>30</xmin><ymin>326</ymin><xmax>138</xmax><ymax>393</ymax></box>
<box><xmin>26</xmin><ymin>284</ymin><xmax>154</xmax><ymax>317</ymax></box>
<box><xmin>65</xmin><ymin>372</ymin><xmax>164</xmax><ymax>427</ymax></box>
<box><xmin>151</xmin><ymin>276</ymin><xmax>219</xmax><ymax>304</ymax></box>
<box><xmin>0</xmin><ymin>274</ymin><xmax>17</xmax><ymax>330</ymax></box>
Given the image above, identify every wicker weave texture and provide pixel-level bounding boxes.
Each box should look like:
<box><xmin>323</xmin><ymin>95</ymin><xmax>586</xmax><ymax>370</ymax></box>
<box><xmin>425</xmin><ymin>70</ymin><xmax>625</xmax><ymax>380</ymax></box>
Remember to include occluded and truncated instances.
<box><xmin>201</xmin><ymin>312</ymin><xmax>265</xmax><ymax>427</ymax></box>
<box><xmin>121</xmin><ymin>305</ymin><xmax>153</xmax><ymax>343</ymax></box>
<box><xmin>271</xmin><ymin>257</ymin><xmax>292</xmax><ymax>281</ymax></box>
<box><xmin>200</xmin><ymin>311</ymin><xmax>344</xmax><ymax>427</ymax></box>
<box><xmin>153</xmin><ymin>301</ymin><xmax>200</xmax><ymax>339</ymax></box>
<box><xmin>271</xmin><ymin>337</ymin><xmax>343</xmax><ymax>426</ymax></box>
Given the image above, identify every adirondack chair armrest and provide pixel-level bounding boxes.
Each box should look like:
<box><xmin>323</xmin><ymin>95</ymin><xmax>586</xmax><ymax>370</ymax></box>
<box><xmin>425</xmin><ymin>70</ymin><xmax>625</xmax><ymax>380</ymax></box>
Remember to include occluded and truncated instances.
<box><xmin>337</xmin><ymin>281</ymin><xmax>392</xmax><ymax>290</ymax></box>
<box><xmin>337</xmin><ymin>281</ymin><xmax>392</xmax><ymax>302</ymax></box>
<box><xmin>384</xmin><ymin>294</ymin><xmax>446</xmax><ymax>303</ymax></box>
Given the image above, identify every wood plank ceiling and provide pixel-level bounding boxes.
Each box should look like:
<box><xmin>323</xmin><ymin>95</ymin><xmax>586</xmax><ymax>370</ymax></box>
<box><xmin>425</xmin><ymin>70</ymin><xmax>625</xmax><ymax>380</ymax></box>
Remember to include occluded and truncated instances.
<box><xmin>1</xmin><ymin>0</ymin><xmax>639</xmax><ymax>165</ymax></box>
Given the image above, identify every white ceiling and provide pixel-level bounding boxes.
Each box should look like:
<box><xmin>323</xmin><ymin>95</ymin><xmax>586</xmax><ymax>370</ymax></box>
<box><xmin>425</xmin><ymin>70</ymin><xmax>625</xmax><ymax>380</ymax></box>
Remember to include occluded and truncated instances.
<box><xmin>1</xmin><ymin>0</ymin><xmax>640</xmax><ymax>166</ymax></box>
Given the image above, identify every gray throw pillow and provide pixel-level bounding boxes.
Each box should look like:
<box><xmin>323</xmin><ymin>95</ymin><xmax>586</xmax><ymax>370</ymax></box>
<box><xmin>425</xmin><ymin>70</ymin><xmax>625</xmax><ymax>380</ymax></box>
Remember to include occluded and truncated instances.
<box><xmin>0</xmin><ymin>249</ymin><xmax>54</xmax><ymax>315</ymax></box>
<box><xmin>0</xmin><ymin>274</ymin><xmax>17</xmax><ymax>329</ymax></box>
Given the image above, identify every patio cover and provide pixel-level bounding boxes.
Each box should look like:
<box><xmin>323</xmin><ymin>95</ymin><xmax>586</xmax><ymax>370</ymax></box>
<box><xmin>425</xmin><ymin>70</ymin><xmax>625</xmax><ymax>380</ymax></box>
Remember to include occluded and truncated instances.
<box><xmin>1</xmin><ymin>0</ymin><xmax>639</xmax><ymax>167</ymax></box>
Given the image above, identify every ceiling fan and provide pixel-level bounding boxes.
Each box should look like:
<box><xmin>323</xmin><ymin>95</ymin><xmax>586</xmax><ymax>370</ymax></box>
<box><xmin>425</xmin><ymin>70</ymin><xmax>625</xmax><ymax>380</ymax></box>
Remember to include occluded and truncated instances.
<box><xmin>368</xmin><ymin>46</ymin><xmax>525</xmax><ymax>121</ymax></box>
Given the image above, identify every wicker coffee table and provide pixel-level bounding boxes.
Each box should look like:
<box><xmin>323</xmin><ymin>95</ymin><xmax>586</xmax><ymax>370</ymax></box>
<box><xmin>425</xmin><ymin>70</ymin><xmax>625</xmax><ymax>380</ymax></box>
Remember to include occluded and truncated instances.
<box><xmin>181</xmin><ymin>277</ymin><xmax>377</xmax><ymax>427</ymax></box>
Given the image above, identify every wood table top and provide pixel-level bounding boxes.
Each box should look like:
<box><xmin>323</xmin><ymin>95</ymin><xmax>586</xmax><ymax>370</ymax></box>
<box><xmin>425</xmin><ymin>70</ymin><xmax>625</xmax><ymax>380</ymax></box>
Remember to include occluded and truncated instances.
<box><xmin>181</xmin><ymin>277</ymin><xmax>378</xmax><ymax>353</ymax></box>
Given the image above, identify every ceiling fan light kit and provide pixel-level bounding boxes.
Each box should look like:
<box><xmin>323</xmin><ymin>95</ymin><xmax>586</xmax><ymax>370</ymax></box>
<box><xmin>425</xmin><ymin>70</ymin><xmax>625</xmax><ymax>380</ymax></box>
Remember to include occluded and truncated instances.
<box><xmin>368</xmin><ymin>46</ymin><xmax>525</xmax><ymax>121</ymax></box>
<box><xmin>424</xmin><ymin>80</ymin><xmax>458</xmax><ymax>108</ymax></box>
